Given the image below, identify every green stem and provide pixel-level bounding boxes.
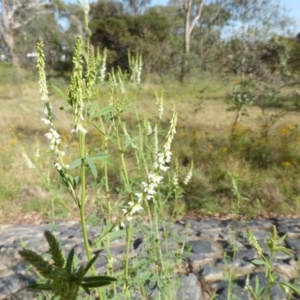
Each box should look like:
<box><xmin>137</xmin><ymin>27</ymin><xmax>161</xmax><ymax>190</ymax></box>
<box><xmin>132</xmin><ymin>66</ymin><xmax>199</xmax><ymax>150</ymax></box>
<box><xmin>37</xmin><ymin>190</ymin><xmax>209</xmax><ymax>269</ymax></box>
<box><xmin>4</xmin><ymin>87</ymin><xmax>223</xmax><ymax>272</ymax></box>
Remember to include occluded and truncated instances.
<box><xmin>78</xmin><ymin>131</ymin><xmax>103</xmax><ymax>300</ymax></box>
<box><xmin>103</xmin><ymin>132</ymin><xmax>111</xmax><ymax>219</ymax></box>
<box><xmin>124</xmin><ymin>221</ymin><xmax>132</xmax><ymax>298</ymax></box>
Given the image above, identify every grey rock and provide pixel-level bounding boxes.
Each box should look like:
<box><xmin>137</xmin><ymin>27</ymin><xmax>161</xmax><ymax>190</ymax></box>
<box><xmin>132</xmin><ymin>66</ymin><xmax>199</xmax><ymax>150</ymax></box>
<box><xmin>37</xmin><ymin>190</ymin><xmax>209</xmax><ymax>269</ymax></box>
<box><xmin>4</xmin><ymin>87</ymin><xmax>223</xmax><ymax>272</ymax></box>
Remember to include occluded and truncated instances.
<box><xmin>285</xmin><ymin>238</ymin><xmax>300</xmax><ymax>251</ymax></box>
<box><xmin>176</xmin><ymin>273</ymin><xmax>201</xmax><ymax>300</ymax></box>
<box><xmin>248</xmin><ymin>272</ymin><xmax>287</xmax><ymax>300</ymax></box>
<box><xmin>217</xmin><ymin>282</ymin><xmax>250</xmax><ymax>300</ymax></box>
<box><xmin>199</xmin><ymin>265</ymin><xmax>224</xmax><ymax>282</ymax></box>
<box><xmin>1</xmin><ymin>218</ymin><xmax>300</xmax><ymax>299</ymax></box>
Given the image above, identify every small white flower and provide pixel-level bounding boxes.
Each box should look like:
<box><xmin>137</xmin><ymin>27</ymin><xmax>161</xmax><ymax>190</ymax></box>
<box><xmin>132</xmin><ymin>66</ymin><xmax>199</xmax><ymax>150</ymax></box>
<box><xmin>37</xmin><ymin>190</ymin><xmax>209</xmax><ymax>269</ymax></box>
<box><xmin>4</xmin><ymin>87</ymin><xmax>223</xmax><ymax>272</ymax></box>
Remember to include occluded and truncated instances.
<box><xmin>54</xmin><ymin>162</ymin><xmax>62</xmax><ymax>171</ymax></box>
<box><xmin>135</xmin><ymin>192</ymin><xmax>143</xmax><ymax>202</ymax></box>
<box><xmin>61</xmin><ymin>151</ymin><xmax>65</xmax><ymax>157</ymax></box>
<box><xmin>149</xmin><ymin>172</ymin><xmax>163</xmax><ymax>184</ymax></box>
<box><xmin>156</xmin><ymin>92</ymin><xmax>164</xmax><ymax>120</ymax></box>
<box><xmin>158</xmin><ymin>153</ymin><xmax>165</xmax><ymax>165</ymax></box>
<box><xmin>22</xmin><ymin>152</ymin><xmax>35</xmax><ymax>169</ymax></box>
<box><xmin>183</xmin><ymin>162</ymin><xmax>193</xmax><ymax>185</ymax></box>
<box><xmin>159</xmin><ymin>165</ymin><xmax>169</xmax><ymax>172</ymax></box>
<box><xmin>45</xmin><ymin>132</ymin><xmax>52</xmax><ymax>140</ymax></box>
<box><xmin>146</xmin><ymin>194</ymin><xmax>154</xmax><ymax>200</ymax></box>
<box><xmin>173</xmin><ymin>173</ymin><xmax>179</xmax><ymax>187</ymax></box>
<box><xmin>41</xmin><ymin>118</ymin><xmax>50</xmax><ymax>125</ymax></box>
<box><xmin>53</xmin><ymin>130</ymin><xmax>60</xmax><ymax>139</ymax></box>
<box><xmin>128</xmin><ymin>201</ymin><xmax>143</xmax><ymax>214</ymax></box>
<box><xmin>165</xmin><ymin>151</ymin><xmax>172</xmax><ymax>163</ymax></box>
<box><xmin>184</xmin><ymin>171</ymin><xmax>192</xmax><ymax>185</ymax></box>
<box><xmin>147</xmin><ymin>122</ymin><xmax>152</xmax><ymax>135</ymax></box>
<box><xmin>74</xmin><ymin>124</ymin><xmax>88</xmax><ymax>135</ymax></box>
<box><xmin>144</xmin><ymin>183</ymin><xmax>157</xmax><ymax>195</ymax></box>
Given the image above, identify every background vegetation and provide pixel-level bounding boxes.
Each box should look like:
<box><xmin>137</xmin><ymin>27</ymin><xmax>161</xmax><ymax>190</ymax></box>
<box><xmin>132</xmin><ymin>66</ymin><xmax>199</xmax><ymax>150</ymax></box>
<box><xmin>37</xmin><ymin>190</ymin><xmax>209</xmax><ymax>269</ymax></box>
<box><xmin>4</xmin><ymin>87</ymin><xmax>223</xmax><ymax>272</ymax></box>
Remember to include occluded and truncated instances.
<box><xmin>1</xmin><ymin>0</ymin><xmax>300</xmax><ymax>223</ymax></box>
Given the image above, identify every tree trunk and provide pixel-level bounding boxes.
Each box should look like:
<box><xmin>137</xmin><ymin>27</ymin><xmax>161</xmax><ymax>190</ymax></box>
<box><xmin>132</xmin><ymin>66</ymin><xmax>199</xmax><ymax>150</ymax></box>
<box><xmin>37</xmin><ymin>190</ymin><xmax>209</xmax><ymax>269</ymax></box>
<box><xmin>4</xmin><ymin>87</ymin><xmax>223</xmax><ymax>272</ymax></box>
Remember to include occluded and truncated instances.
<box><xmin>7</xmin><ymin>30</ymin><xmax>19</xmax><ymax>66</ymax></box>
<box><xmin>180</xmin><ymin>0</ymin><xmax>205</xmax><ymax>83</ymax></box>
<box><xmin>180</xmin><ymin>11</ymin><xmax>191</xmax><ymax>83</ymax></box>
<box><xmin>1</xmin><ymin>0</ymin><xmax>49</xmax><ymax>67</ymax></box>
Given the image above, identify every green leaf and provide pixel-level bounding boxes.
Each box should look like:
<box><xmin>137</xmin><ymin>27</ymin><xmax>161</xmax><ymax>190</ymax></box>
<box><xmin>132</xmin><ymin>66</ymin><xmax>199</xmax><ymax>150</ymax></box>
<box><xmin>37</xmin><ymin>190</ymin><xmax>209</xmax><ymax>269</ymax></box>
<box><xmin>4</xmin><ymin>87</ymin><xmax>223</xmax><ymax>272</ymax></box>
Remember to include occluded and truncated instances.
<box><xmin>75</xmin><ymin>265</ymin><xmax>86</xmax><ymax>285</ymax></box>
<box><xmin>89</xmin><ymin>101</ymin><xmax>98</xmax><ymax>119</ymax></box>
<box><xmin>90</xmin><ymin>121</ymin><xmax>106</xmax><ymax>136</ymax></box>
<box><xmin>277</xmin><ymin>234</ymin><xmax>287</xmax><ymax>244</ymax></box>
<box><xmin>68</xmin><ymin>158</ymin><xmax>82</xmax><ymax>169</ymax></box>
<box><xmin>82</xmin><ymin>275</ymin><xmax>117</xmax><ymax>283</ymax></box>
<box><xmin>26</xmin><ymin>282</ymin><xmax>52</xmax><ymax>291</ymax></box>
<box><xmin>93</xmin><ymin>105</ymin><xmax>114</xmax><ymax>118</ymax></box>
<box><xmin>86</xmin><ymin>153</ymin><xmax>110</xmax><ymax>160</ymax></box>
<box><xmin>73</xmin><ymin>176</ymin><xmax>79</xmax><ymax>189</ymax></box>
<box><xmin>84</xmin><ymin>254</ymin><xmax>99</xmax><ymax>275</ymax></box>
<box><xmin>107</xmin><ymin>229</ymin><xmax>126</xmax><ymax>242</ymax></box>
<box><xmin>251</xmin><ymin>259</ymin><xmax>266</xmax><ymax>265</ymax></box>
<box><xmin>280</xmin><ymin>282</ymin><xmax>300</xmax><ymax>296</ymax></box>
<box><xmin>275</xmin><ymin>246</ymin><xmax>290</xmax><ymax>255</ymax></box>
<box><xmin>51</xmin><ymin>84</ymin><xmax>68</xmax><ymax>101</ymax></box>
<box><xmin>125</xmin><ymin>136</ymin><xmax>139</xmax><ymax>147</ymax></box>
<box><xmin>86</xmin><ymin>156</ymin><xmax>98</xmax><ymax>179</ymax></box>
<box><xmin>258</xmin><ymin>287</ymin><xmax>266</xmax><ymax>297</ymax></box>
<box><xmin>66</xmin><ymin>247</ymin><xmax>75</xmax><ymax>274</ymax></box>
<box><xmin>81</xmin><ymin>275</ymin><xmax>117</xmax><ymax>288</ymax></box>
<box><xmin>132</xmin><ymin>271</ymin><xmax>153</xmax><ymax>284</ymax></box>
<box><xmin>81</xmin><ymin>285</ymin><xmax>91</xmax><ymax>295</ymax></box>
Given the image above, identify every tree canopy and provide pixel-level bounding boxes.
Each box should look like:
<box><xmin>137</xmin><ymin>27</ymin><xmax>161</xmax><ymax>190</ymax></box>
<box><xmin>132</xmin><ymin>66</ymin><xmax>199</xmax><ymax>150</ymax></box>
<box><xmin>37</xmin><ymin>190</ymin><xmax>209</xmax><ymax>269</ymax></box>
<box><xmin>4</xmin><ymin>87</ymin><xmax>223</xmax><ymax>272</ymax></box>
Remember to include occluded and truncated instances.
<box><xmin>0</xmin><ymin>0</ymin><xmax>298</xmax><ymax>80</ymax></box>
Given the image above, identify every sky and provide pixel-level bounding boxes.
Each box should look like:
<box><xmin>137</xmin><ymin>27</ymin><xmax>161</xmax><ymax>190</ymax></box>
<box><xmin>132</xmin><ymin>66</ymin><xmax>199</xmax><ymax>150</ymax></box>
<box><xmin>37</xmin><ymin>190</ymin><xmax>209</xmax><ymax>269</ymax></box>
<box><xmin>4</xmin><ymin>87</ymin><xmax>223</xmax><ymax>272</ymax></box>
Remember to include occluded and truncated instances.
<box><xmin>283</xmin><ymin>0</ymin><xmax>300</xmax><ymax>29</ymax></box>
<box><xmin>81</xmin><ymin>0</ymin><xmax>300</xmax><ymax>31</ymax></box>
<box><xmin>150</xmin><ymin>0</ymin><xmax>300</xmax><ymax>34</ymax></box>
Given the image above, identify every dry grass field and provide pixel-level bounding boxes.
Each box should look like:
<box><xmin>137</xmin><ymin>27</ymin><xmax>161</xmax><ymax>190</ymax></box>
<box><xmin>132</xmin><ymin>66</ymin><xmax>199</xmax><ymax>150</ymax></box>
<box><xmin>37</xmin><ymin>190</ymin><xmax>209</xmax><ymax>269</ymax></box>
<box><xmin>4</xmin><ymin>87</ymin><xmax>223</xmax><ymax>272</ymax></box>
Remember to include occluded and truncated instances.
<box><xmin>1</xmin><ymin>67</ymin><xmax>300</xmax><ymax>224</ymax></box>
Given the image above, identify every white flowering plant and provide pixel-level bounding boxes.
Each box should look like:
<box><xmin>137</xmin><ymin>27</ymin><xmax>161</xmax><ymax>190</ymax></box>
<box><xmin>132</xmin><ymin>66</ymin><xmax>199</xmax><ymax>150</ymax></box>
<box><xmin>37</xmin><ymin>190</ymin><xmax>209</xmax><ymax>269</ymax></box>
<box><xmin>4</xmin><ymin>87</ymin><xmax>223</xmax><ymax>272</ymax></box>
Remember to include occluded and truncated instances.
<box><xmin>17</xmin><ymin>35</ymin><xmax>193</xmax><ymax>299</ymax></box>
<box><xmin>19</xmin><ymin>2</ymin><xmax>193</xmax><ymax>298</ymax></box>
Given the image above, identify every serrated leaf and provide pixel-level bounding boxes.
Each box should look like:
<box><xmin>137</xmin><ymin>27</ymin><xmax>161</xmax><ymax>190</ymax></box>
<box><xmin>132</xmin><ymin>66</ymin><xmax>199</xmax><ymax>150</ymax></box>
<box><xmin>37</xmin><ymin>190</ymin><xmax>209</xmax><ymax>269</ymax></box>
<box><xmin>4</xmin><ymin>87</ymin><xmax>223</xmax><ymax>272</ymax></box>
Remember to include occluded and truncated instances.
<box><xmin>86</xmin><ymin>156</ymin><xmax>98</xmax><ymax>179</ymax></box>
<box><xmin>82</xmin><ymin>276</ymin><xmax>117</xmax><ymax>283</ymax></box>
<box><xmin>68</xmin><ymin>158</ymin><xmax>82</xmax><ymax>169</ymax></box>
<box><xmin>81</xmin><ymin>281</ymin><xmax>114</xmax><ymax>288</ymax></box>
<box><xmin>81</xmin><ymin>275</ymin><xmax>117</xmax><ymax>288</ymax></box>
<box><xmin>51</xmin><ymin>84</ymin><xmax>68</xmax><ymax>101</ymax></box>
<box><xmin>81</xmin><ymin>285</ymin><xmax>91</xmax><ymax>295</ymax></box>
<box><xmin>66</xmin><ymin>247</ymin><xmax>75</xmax><ymax>274</ymax></box>
<box><xmin>93</xmin><ymin>105</ymin><xmax>114</xmax><ymax>118</ymax></box>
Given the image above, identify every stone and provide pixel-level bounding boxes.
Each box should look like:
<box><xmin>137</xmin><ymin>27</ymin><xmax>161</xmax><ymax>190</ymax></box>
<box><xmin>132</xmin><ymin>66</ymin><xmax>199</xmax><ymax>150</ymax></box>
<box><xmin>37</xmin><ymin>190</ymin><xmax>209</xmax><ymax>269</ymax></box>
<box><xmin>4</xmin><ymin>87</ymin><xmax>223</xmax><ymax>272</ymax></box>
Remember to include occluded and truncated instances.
<box><xmin>0</xmin><ymin>217</ymin><xmax>300</xmax><ymax>299</ymax></box>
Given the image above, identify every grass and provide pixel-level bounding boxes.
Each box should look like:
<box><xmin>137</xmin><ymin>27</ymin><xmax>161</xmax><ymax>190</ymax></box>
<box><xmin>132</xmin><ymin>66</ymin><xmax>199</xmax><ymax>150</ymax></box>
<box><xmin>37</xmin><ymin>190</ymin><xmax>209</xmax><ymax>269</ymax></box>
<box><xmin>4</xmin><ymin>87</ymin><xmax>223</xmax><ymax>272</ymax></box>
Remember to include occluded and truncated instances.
<box><xmin>1</xmin><ymin>67</ymin><xmax>300</xmax><ymax>222</ymax></box>
<box><xmin>0</xmin><ymin>31</ymin><xmax>299</xmax><ymax>300</ymax></box>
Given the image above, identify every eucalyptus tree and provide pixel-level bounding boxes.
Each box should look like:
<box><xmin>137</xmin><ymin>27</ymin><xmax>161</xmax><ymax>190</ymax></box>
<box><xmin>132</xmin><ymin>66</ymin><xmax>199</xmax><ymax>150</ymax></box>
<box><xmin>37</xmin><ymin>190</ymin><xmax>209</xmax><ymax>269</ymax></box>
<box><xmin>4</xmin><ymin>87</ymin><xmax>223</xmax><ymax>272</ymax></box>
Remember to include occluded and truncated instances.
<box><xmin>0</xmin><ymin>0</ymin><xmax>56</xmax><ymax>66</ymax></box>
<box><xmin>224</xmin><ymin>0</ymin><xmax>291</xmax><ymax>79</ymax></box>
<box><xmin>14</xmin><ymin>10</ymin><xmax>63</xmax><ymax>71</ymax></box>
<box><xmin>170</xmin><ymin>0</ymin><xmax>231</xmax><ymax>82</ymax></box>
<box><xmin>123</xmin><ymin>0</ymin><xmax>151</xmax><ymax>15</ymax></box>
<box><xmin>90</xmin><ymin>2</ymin><xmax>170</xmax><ymax>76</ymax></box>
